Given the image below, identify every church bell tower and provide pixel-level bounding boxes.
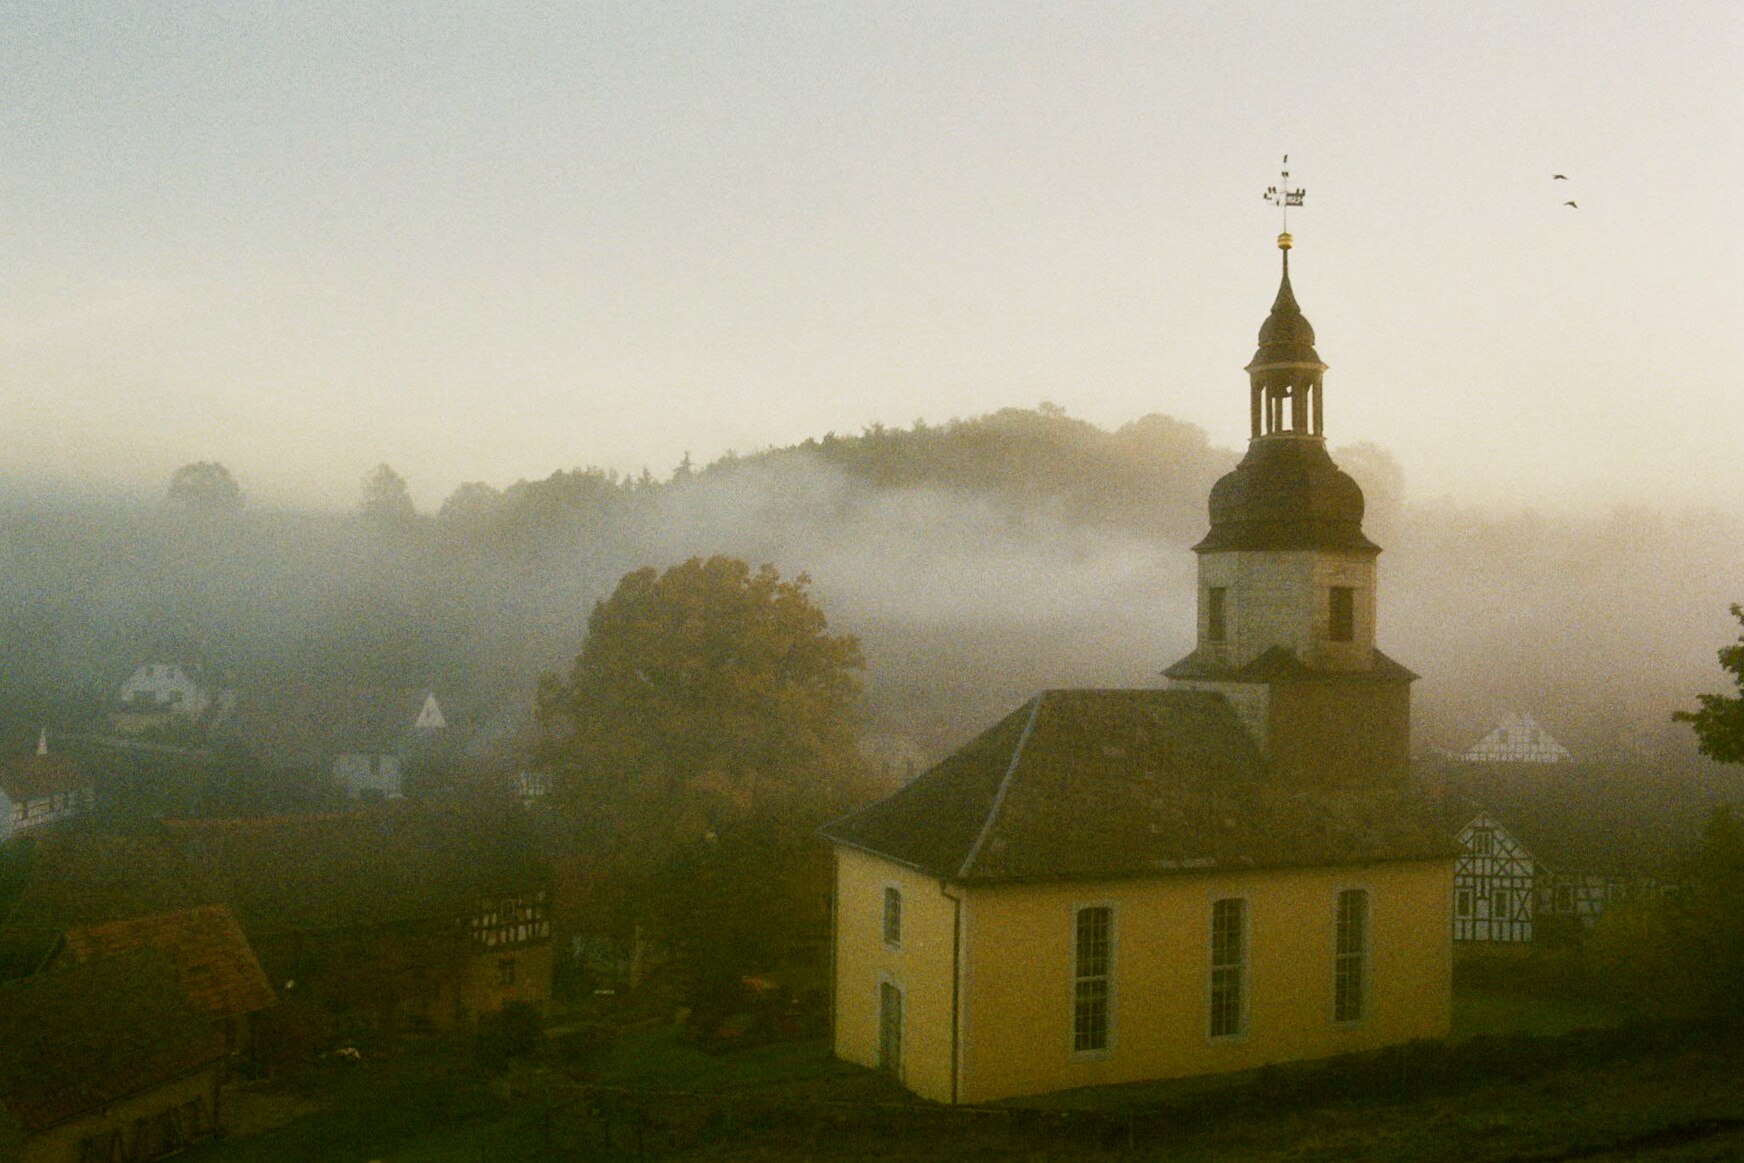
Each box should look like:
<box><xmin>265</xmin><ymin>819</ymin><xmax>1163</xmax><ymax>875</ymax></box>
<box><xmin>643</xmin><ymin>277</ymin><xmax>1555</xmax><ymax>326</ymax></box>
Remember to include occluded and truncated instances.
<box><xmin>1165</xmin><ymin>218</ymin><xmax>1415</xmax><ymax>787</ymax></box>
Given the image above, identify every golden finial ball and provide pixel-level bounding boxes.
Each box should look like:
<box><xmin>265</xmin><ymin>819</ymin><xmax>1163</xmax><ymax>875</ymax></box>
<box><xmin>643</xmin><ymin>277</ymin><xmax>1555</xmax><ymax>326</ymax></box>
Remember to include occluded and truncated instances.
<box><xmin>1277</xmin><ymin>232</ymin><xmax>1293</xmax><ymax>251</ymax></box>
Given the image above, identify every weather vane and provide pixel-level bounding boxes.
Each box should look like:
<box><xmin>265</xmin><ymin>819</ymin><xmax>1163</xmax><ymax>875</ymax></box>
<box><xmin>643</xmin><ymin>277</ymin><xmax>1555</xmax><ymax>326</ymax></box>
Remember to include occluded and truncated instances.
<box><xmin>1264</xmin><ymin>154</ymin><xmax>1305</xmax><ymax>242</ymax></box>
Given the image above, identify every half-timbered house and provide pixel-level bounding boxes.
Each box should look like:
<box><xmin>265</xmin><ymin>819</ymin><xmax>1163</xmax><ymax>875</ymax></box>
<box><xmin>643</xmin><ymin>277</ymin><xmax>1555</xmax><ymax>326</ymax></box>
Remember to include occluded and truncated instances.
<box><xmin>1</xmin><ymin>732</ymin><xmax>96</xmax><ymax>841</ymax></box>
<box><xmin>1461</xmin><ymin>714</ymin><xmax>1571</xmax><ymax>765</ymax></box>
<box><xmin>1</xmin><ymin>802</ymin><xmax>553</xmax><ymax>1035</ymax></box>
<box><xmin>1452</xmin><ymin>812</ymin><xmax>1536</xmax><ymax>942</ymax></box>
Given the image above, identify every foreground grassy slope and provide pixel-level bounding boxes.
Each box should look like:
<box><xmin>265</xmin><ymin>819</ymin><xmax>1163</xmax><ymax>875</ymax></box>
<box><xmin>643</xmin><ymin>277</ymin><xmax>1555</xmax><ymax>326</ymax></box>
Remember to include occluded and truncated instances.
<box><xmin>195</xmin><ymin>1012</ymin><xmax>1744</xmax><ymax>1162</ymax></box>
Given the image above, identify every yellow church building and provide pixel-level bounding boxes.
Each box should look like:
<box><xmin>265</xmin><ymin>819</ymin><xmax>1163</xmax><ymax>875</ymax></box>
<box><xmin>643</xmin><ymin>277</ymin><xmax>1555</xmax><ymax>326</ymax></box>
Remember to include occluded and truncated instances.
<box><xmin>822</xmin><ymin>231</ymin><xmax>1456</xmax><ymax>1105</ymax></box>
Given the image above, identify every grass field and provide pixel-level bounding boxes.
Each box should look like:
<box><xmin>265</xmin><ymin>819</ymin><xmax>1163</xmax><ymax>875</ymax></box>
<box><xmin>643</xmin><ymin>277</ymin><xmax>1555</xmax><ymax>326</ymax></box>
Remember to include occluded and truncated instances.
<box><xmin>191</xmin><ymin>983</ymin><xmax>1738</xmax><ymax>1163</ymax></box>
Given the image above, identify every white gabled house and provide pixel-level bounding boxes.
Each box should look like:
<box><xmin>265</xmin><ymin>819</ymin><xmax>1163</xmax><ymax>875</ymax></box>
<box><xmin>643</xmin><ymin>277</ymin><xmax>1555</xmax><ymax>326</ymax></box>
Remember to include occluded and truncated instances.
<box><xmin>1461</xmin><ymin>714</ymin><xmax>1572</xmax><ymax>765</ymax></box>
<box><xmin>116</xmin><ymin>663</ymin><xmax>213</xmax><ymax>719</ymax></box>
<box><xmin>1453</xmin><ymin>812</ymin><xmax>1536</xmax><ymax>943</ymax></box>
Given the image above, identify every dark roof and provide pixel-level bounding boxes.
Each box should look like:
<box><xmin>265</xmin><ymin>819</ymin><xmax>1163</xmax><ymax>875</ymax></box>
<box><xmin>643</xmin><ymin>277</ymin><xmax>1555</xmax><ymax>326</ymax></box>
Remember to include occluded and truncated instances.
<box><xmin>61</xmin><ymin>905</ymin><xmax>276</xmax><ymax>1021</ymax></box>
<box><xmin>1164</xmin><ymin>645</ymin><xmax>1418</xmax><ymax>685</ymax></box>
<box><xmin>1194</xmin><ymin>436</ymin><xmax>1378</xmax><ymax>554</ymax></box>
<box><xmin>215</xmin><ymin>686</ymin><xmax>448</xmax><ymax>770</ymax></box>
<box><xmin>1246</xmin><ymin>252</ymin><xmax>1325</xmax><ymax>370</ymax></box>
<box><xmin>2</xmin><ymin>804</ymin><xmax>549</xmax><ymax>943</ymax></box>
<box><xmin>0</xmin><ymin>949</ymin><xmax>222</xmax><ymax>1133</ymax></box>
<box><xmin>822</xmin><ymin>689</ymin><xmax>1454</xmax><ymax>883</ymax></box>
<box><xmin>1433</xmin><ymin>763</ymin><xmax>1698</xmax><ymax>879</ymax></box>
<box><xmin>166</xmin><ymin>807</ymin><xmax>547</xmax><ymax>937</ymax></box>
<box><xmin>0</xmin><ymin>834</ymin><xmax>211</xmax><ymax>937</ymax></box>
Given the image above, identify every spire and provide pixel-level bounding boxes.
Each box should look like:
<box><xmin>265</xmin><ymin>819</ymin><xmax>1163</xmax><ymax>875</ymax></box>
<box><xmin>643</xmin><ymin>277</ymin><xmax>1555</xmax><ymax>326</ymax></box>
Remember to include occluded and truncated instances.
<box><xmin>1271</xmin><ymin>234</ymin><xmax>1299</xmax><ymax>311</ymax></box>
<box><xmin>1246</xmin><ymin>212</ymin><xmax>1326</xmax><ymax>439</ymax></box>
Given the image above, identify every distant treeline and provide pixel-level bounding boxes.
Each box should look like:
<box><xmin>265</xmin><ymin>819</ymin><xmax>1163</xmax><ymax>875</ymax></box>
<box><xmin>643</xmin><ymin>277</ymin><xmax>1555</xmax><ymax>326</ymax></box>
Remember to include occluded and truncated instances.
<box><xmin>0</xmin><ymin>405</ymin><xmax>1736</xmax><ymax>771</ymax></box>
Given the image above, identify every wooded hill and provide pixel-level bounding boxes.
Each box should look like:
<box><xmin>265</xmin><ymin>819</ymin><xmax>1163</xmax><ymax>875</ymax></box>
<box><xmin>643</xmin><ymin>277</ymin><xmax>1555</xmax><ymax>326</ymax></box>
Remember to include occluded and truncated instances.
<box><xmin>0</xmin><ymin>405</ymin><xmax>1734</xmax><ymax>776</ymax></box>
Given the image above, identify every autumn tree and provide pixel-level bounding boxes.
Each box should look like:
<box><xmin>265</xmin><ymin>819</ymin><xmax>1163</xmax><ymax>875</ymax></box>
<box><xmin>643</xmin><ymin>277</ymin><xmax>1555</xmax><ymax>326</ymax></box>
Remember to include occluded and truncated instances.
<box><xmin>538</xmin><ymin>556</ymin><xmax>866</xmax><ymax>1008</ymax></box>
<box><xmin>1674</xmin><ymin>604</ymin><xmax>1744</xmax><ymax>763</ymax></box>
<box><xmin>539</xmin><ymin>556</ymin><xmax>864</xmax><ymax>856</ymax></box>
<box><xmin>166</xmin><ymin>461</ymin><xmax>243</xmax><ymax>512</ymax></box>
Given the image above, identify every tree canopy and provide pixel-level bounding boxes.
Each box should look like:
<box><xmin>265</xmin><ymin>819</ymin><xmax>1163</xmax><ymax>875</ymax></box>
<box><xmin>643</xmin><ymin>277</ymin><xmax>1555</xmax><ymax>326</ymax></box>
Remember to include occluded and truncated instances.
<box><xmin>359</xmin><ymin>463</ymin><xmax>417</xmax><ymax>524</ymax></box>
<box><xmin>538</xmin><ymin>556</ymin><xmax>864</xmax><ymax>860</ymax></box>
<box><xmin>1674</xmin><ymin>604</ymin><xmax>1744</xmax><ymax>763</ymax></box>
<box><xmin>166</xmin><ymin>461</ymin><xmax>242</xmax><ymax>512</ymax></box>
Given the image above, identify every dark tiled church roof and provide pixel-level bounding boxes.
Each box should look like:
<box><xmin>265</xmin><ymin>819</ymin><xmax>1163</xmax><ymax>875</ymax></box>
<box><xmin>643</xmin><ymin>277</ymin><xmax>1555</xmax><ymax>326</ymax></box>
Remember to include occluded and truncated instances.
<box><xmin>822</xmin><ymin>689</ymin><xmax>1452</xmax><ymax>882</ymax></box>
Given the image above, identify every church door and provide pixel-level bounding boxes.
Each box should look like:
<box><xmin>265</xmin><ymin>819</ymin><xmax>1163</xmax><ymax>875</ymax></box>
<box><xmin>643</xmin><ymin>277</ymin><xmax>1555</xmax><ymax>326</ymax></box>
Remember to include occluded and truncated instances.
<box><xmin>878</xmin><ymin>982</ymin><xmax>902</xmax><ymax>1076</ymax></box>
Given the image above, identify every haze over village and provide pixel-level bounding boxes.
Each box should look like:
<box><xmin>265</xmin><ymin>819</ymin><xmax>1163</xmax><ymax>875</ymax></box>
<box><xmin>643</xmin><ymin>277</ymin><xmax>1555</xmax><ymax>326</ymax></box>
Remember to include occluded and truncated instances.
<box><xmin>4</xmin><ymin>4</ymin><xmax>1744</xmax><ymax>1161</ymax></box>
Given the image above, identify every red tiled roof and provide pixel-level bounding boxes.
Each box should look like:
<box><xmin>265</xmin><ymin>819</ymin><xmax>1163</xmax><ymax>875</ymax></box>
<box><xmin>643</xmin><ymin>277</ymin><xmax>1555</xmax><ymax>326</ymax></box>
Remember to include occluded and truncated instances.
<box><xmin>61</xmin><ymin>905</ymin><xmax>276</xmax><ymax>1021</ymax></box>
<box><xmin>0</xmin><ymin>950</ymin><xmax>223</xmax><ymax>1133</ymax></box>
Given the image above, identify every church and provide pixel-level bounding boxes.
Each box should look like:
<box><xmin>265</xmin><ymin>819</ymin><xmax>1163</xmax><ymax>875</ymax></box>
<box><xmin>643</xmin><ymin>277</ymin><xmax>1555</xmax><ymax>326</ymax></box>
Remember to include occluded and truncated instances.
<box><xmin>822</xmin><ymin>229</ymin><xmax>1456</xmax><ymax>1104</ymax></box>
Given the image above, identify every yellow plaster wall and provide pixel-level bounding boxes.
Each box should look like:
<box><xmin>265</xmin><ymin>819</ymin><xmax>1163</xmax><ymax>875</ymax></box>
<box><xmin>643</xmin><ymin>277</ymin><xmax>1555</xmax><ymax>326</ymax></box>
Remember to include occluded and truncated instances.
<box><xmin>957</xmin><ymin>859</ymin><xmax>1451</xmax><ymax>1103</ymax></box>
<box><xmin>832</xmin><ymin>847</ymin><xmax>959</xmax><ymax>1103</ymax></box>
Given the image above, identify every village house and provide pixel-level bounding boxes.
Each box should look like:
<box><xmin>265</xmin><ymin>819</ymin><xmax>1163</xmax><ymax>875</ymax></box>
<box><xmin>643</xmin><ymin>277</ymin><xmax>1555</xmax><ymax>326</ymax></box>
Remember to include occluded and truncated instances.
<box><xmin>110</xmin><ymin>663</ymin><xmax>231</xmax><ymax>737</ymax></box>
<box><xmin>53</xmin><ymin>905</ymin><xmax>278</xmax><ymax>1067</ymax></box>
<box><xmin>1447</xmin><ymin>796</ymin><xmax>1668</xmax><ymax>943</ymax></box>
<box><xmin>0</xmin><ymin>950</ymin><xmax>228</xmax><ymax>1163</ymax></box>
<box><xmin>1</xmin><ymin>732</ymin><xmax>96</xmax><ymax>841</ymax></box>
<box><xmin>1</xmin><ymin>803</ymin><xmax>553</xmax><ymax>1037</ymax></box>
<box><xmin>824</xmin><ymin>230</ymin><xmax>1455</xmax><ymax>1103</ymax></box>
<box><xmin>1451</xmin><ymin>811</ymin><xmax>1537</xmax><ymax>943</ymax></box>
<box><xmin>215</xmin><ymin>686</ymin><xmax>455</xmax><ymax>800</ymax></box>
<box><xmin>1461</xmin><ymin>714</ymin><xmax>1572</xmax><ymax>765</ymax></box>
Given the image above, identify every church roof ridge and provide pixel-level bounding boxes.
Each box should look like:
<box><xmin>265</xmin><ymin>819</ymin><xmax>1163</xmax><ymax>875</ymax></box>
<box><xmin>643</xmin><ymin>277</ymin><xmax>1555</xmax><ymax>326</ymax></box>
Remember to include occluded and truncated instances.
<box><xmin>822</xmin><ymin>688</ymin><xmax>1451</xmax><ymax>883</ymax></box>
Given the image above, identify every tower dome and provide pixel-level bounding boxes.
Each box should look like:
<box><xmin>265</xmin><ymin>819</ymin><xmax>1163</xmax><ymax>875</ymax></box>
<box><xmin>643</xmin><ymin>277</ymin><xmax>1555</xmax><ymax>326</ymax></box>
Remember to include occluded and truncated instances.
<box><xmin>1195</xmin><ymin>437</ymin><xmax>1375</xmax><ymax>553</ymax></box>
<box><xmin>1195</xmin><ymin>236</ymin><xmax>1377</xmax><ymax>556</ymax></box>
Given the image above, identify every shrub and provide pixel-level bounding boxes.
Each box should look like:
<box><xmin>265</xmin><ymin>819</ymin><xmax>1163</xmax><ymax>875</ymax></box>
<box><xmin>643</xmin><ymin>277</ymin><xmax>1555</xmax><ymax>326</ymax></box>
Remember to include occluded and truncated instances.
<box><xmin>476</xmin><ymin>1001</ymin><xmax>544</xmax><ymax>1069</ymax></box>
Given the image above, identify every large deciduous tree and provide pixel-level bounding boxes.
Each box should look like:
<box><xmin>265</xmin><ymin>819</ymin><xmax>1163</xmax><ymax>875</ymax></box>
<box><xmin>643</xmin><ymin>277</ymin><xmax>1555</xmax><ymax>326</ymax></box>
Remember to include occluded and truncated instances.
<box><xmin>538</xmin><ymin>556</ymin><xmax>864</xmax><ymax>859</ymax></box>
<box><xmin>1674</xmin><ymin>604</ymin><xmax>1744</xmax><ymax>763</ymax></box>
<box><xmin>537</xmin><ymin>556</ymin><xmax>866</xmax><ymax>1010</ymax></box>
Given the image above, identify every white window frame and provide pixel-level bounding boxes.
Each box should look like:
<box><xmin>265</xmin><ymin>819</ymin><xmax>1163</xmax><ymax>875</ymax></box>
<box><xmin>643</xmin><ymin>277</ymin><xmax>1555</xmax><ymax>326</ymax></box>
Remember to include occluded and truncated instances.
<box><xmin>881</xmin><ymin>884</ymin><xmax>902</xmax><ymax>950</ymax></box>
<box><xmin>1333</xmin><ymin>887</ymin><xmax>1369</xmax><ymax>1026</ymax></box>
<box><xmin>1071</xmin><ymin>902</ymin><xmax>1116</xmax><ymax>1058</ymax></box>
<box><xmin>1208</xmin><ymin>895</ymin><xmax>1249</xmax><ymax>1041</ymax></box>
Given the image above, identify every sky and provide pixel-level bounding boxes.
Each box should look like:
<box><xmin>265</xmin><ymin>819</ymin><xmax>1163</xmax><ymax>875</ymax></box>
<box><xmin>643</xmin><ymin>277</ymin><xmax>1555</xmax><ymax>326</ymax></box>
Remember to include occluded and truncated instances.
<box><xmin>2</xmin><ymin>2</ymin><xmax>1739</xmax><ymax>511</ymax></box>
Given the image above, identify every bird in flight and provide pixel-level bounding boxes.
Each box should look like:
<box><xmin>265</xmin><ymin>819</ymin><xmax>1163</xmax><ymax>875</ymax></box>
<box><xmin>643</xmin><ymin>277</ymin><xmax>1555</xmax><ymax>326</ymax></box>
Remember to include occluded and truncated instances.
<box><xmin>1563</xmin><ymin>200</ymin><xmax>1578</xmax><ymax>208</ymax></box>
<box><xmin>1553</xmin><ymin>174</ymin><xmax>1569</xmax><ymax>180</ymax></box>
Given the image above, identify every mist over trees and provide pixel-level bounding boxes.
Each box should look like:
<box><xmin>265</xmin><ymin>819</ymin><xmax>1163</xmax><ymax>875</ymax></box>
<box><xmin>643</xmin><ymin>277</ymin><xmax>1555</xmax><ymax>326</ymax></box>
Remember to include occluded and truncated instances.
<box><xmin>166</xmin><ymin>462</ymin><xmax>243</xmax><ymax>514</ymax></box>
<box><xmin>0</xmin><ymin>405</ymin><xmax>1737</xmax><ymax>774</ymax></box>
